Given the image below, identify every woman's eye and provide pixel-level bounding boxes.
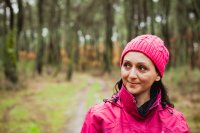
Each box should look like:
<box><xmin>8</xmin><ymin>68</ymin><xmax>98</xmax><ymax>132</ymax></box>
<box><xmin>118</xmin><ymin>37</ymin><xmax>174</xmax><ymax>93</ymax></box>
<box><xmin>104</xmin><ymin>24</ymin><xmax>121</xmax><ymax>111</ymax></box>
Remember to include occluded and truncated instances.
<box><xmin>138</xmin><ymin>65</ymin><xmax>147</xmax><ymax>71</ymax></box>
<box><xmin>123</xmin><ymin>63</ymin><xmax>131</xmax><ymax>69</ymax></box>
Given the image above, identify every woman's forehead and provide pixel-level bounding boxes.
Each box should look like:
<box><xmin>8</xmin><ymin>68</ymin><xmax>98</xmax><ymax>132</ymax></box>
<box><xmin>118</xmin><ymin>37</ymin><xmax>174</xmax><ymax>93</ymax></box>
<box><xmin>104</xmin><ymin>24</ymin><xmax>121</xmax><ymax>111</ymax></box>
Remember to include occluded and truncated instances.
<box><xmin>123</xmin><ymin>52</ymin><xmax>154</xmax><ymax>65</ymax></box>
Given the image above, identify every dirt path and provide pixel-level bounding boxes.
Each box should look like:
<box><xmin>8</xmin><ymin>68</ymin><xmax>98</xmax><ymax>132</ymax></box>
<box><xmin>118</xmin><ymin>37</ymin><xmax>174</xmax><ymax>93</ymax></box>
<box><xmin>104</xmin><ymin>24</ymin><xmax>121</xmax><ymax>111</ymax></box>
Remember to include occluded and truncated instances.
<box><xmin>62</xmin><ymin>76</ymin><xmax>110</xmax><ymax>133</ymax></box>
<box><xmin>62</xmin><ymin>79</ymin><xmax>93</xmax><ymax>133</ymax></box>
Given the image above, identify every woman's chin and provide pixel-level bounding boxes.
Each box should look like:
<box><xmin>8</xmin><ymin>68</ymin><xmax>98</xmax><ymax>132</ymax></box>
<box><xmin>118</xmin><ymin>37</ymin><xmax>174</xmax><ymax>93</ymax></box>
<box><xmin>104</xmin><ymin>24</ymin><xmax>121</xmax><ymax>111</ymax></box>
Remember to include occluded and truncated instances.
<box><xmin>126</xmin><ymin>86</ymin><xmax>139</xmax><ymax>95</ymax></box>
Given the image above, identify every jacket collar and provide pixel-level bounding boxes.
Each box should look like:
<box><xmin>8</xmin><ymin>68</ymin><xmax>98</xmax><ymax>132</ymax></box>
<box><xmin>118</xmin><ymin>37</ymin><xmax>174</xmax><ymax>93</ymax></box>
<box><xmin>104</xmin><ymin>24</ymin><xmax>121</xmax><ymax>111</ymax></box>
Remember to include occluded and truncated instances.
<box><xmin>119</xmin><ymin>84</ymin><xmax>162</xmax><ymax>118</ymax></box>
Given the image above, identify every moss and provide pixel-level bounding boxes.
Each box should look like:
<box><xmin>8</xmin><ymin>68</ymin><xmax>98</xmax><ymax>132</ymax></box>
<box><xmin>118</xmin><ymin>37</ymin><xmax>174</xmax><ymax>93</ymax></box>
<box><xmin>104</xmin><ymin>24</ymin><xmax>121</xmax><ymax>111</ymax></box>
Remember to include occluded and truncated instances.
<box><xmin>3</xmin><ymin>29</ymin><xmax>18</xmax><ymax>83</ymax></box>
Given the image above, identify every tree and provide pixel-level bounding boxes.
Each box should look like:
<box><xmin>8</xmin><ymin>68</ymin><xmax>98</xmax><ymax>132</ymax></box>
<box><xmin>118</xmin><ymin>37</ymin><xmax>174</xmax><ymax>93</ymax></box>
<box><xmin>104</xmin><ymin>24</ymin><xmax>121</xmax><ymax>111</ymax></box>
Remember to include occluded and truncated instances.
<box><xmin>149</xmin><ymin>0</ymin><xmax>155</xmax><ymax>34</ymax></box>
<box><xmin>47</xmin><ymin>0</ymin><xmax>61</xmax><ymax>66</ymax></box>
<box><xmin>3</xmin><ymin>0</ymin><xmax>18</xmax><ymax>83</ymax></box>
<box><xmin>103</xmin><ymin>0</ymin><xmax>115</xmax><ymax>72</ymax></box>
<box><xmin>16</xmin><ymin>0</ymin><xmax>24</xmax><ymax>59</ymax></box>
<box><xmin>64</xmin><ymin>0</ymin><xmax>75</xmax><ymax>81</ymax></box>
<box><xmin>160</xmin><ymin>0</ymin><xmax>171</xmax><ymax>66</ymax></box>
<box><xmin>124</xmin><ymin>0</ymin><xmax>135</xmax><ymax>41</ymax></box>
<box><xmin>36</xmin><ymin>0</ymin><xmax>45</xmax><ymax>74</ymax></box>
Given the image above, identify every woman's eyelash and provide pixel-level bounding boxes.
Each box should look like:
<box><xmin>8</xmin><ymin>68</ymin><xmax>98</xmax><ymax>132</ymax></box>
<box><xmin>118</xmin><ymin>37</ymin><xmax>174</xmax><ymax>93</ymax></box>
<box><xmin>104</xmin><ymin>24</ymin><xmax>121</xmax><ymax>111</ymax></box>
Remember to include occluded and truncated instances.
<box><xmin>123</xmin><ymin>62</ymin><xmax>131</xmax><ymax>67</ymax></box>
<box><xmin>138</xmin><ymin>65</ymin><xmax>147</xmax><ymax>70</ymax></box>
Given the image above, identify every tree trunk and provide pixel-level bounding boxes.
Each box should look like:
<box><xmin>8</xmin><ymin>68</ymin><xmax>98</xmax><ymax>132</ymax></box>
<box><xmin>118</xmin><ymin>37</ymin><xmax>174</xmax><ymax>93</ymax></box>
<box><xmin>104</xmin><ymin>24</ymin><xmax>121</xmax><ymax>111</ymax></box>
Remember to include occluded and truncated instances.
<box><xmin>161</xmin><ymin>0</ymin><xmax>171</xmax><ymax>67</ymax></box>
<box><xmin>16</xmin><ymin>0</ymin><xmax>24</xmax><ymax>59</ymax></box>
<box><xmin>124</xmin><ymin>0</ymin><xmax>135</xmax><ymax>41</ymax></box>
<box><xmin>26</xmin><ymin>1</ymin><xmax>34</xmax><ymax>52</ymax></box>
<box><xmin>36</xmin><ymin>0</ymin><xmax>45</xmax><ymax>74</ymax></box>
<box><xmin>191</xmin><ymin>0</ymin><xmax>200</xmax><ymax>68</ymax></box>
<box><xmin>3</xmin><ymin>0</ymin><xmax>18</xmax><ymax>83</ymax></box>
<box><xmin>142</xmin><ymin>0</ymin><xmax>147</xmax><ymax>33</ymax></box>
<box><xmin>103</xmin><ymin>0</ymin><xmax>115</xmax><ymax>73</ymax></box>
<box><xmin>65</xmin><ymin>0</ymin><xmax>75</xmax><ymax>81</ymax></box>
<box><xmin>176</xmin><ymin>0</ymin><xmax>189</xmax><ymax>67</ymax></box>
<box><xmin>149</xmin><ymin>0</ymin><xmax>155</xmax><ymax>34</ymax></box>
<box><xmin>47</xmin><ymin>0</ymin><xmax>61</xmax><ymax>66</ymax></box>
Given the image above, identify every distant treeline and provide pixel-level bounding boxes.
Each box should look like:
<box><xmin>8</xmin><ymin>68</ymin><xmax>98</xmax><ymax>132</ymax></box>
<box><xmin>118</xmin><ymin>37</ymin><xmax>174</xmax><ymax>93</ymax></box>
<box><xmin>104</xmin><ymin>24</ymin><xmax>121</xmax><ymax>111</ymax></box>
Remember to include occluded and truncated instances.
<box><xmin>0</xmin><ymin>0</ymin><xmax>199</xmax><ymax>84</ymax></box>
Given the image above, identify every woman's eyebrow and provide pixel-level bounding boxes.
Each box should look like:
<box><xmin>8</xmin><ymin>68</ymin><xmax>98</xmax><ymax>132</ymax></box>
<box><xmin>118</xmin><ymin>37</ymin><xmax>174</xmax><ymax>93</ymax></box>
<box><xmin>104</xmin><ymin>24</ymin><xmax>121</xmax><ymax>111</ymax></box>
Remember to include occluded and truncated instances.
<box><xmin>124</xmin><ymin>59</ymin><xmax>148</xmax><ymax>65</ymax></box>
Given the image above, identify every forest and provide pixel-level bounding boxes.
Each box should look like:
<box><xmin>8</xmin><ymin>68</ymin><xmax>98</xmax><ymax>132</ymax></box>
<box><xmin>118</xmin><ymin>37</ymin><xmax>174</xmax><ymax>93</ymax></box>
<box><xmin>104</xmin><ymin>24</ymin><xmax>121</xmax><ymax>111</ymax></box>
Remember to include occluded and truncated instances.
<box><xmin>0</xmin><ymin>0</ymin><xmax>200</xmax><ymax>133</ymax></box>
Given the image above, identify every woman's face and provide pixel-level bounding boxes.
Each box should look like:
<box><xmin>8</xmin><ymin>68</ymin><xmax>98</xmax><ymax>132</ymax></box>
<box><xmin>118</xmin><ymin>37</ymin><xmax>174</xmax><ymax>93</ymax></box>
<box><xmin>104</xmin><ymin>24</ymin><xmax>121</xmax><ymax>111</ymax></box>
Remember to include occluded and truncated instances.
<box><xmin>121</xmin><ymin>52</ymin><xmax>160</xmax><ymax>97</ymax></box>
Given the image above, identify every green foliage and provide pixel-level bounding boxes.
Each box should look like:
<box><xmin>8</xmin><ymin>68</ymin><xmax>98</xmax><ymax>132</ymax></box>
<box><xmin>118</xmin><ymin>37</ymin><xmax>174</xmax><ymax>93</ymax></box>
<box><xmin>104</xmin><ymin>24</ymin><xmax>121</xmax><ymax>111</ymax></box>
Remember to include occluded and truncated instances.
<box><xmin>10</xmin><ymin>106</ymin><xmax>28</xmax><ymax>119</ymax></box>
<box><xmin>4</xmin><ymin>30</ymin><xmax>17</xmax><ymax>68</ymax></box>
<box><xmin>3</xmin><ymin>29</ymin><xmax>18</xmax><ymax>83</ymax></box>
<box><xmin>8</xmin><ymin>121</ymin><xmax>41</xmax><ymax>133</ymax></box>
<box><xmin>0</xmin><ymin>98</ymin><xmax>17</xmax><ymax>111</ymax></box>
<box><xmin>26</xmin><ymin>123</ymin><xmax>41</xmax><ymax>133</ymax></box>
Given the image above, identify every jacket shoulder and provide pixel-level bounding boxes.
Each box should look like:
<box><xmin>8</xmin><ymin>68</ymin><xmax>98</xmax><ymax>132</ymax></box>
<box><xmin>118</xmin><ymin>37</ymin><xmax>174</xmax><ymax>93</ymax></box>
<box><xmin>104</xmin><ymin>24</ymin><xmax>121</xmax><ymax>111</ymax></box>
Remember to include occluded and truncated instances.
<box><xmin>89</xmin><ymin>102</ymin><xmax>108</xmax><ymax>113</ymax></box>
<box><xmin>81</xmin><ymin>101</ymin><xmax>120</xmax><ymax>133</ymax></box>
<box><xmin>160</xmin><ymin>107</ymin><xmax>190</xmax><ymax>133</ymax></box>
<box><xmin>81</xmin><ymin>103</ymin><xmax>107</xmax><ymax>133</ymax></box>
<box><xmin>172</xmin><ymin>108</ymin><xmax>190</xmax><ymax>132</ymax></box>
<box><xmin>89</xmin><ymin>100</ymin><xmax>121</xmax><ymax>115</ymax></box>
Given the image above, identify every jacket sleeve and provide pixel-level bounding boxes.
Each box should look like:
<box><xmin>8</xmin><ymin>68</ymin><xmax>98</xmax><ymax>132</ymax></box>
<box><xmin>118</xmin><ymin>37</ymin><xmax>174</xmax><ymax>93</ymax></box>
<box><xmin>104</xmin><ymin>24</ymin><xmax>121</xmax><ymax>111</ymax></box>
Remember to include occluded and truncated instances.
<box><xmin>174</xmin><ymin>113</ymin><xmax>190</xmax><ymax>133</ymax></box>
<box><xmin>81</xmin><ymin>108</ymin><xmax>103</xmax><ymax>133</ymax></box>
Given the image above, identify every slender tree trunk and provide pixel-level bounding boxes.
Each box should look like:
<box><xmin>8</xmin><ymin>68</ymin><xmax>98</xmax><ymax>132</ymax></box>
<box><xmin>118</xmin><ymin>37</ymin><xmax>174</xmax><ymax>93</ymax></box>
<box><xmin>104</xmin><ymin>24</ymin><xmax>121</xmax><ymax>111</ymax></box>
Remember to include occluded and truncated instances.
<box><xmin>149</xmin><ymin>0</ymin><xmax>155</xmax><ymax>34</ymax></box>
<box><xmin>16</xmin><ymin>0</ymin><xmax>23</xmax><ymax>59</ymax></box>
<box><xmin>26</xmin><ymin>2</ymin><xmax>34</xmax><ymax>52</ymax></box>
<box><xmin>135</xmin><ymin>1</ymin><xmax>140</xmax><ymax>36</ymax></box>
<box><xmin>103</xmin><ymin>0</ymin><xmax>115</xmax><ymax>73</ymax></box>
<box><xmin>161</xmin><ymin>0</ymin><xmax>171</xmax><ymax>67</ymax></box>
<box><xmin>191</xmin><ymin>0</ymin><xmax>200</xmax><ymax>68</ymax></box>
<box><xmin>17</xmin><ymin>0</ymin><xmax>23</xmax><ymax>35</ymax></box>
<box><xmin>190</xmin><ymin>32</ymin><xmax>195</xmax><ymax>70</ymax></box>
<box><xmin>142</xmin><ymin>0</ymin><xmax>147</xmax><ymax>33</ymax></box>
<box><xmin>176</xmin><ymin>0</ymin><xmax>189</xmax><ymax>67</ymax></box>
<box><xmin>124</xmin><ymin>0</ymin><xmax>135</xmax><ymax>41</ymax></box>
<box><xmin>36</xmin><ymin>0</ymin><xmax>45</xmax><ymax>74</ymax></box>
<box><xmin>65</xmin><ymin>0</ymin><xmax>75</xmax><ymax>81</ymax></box>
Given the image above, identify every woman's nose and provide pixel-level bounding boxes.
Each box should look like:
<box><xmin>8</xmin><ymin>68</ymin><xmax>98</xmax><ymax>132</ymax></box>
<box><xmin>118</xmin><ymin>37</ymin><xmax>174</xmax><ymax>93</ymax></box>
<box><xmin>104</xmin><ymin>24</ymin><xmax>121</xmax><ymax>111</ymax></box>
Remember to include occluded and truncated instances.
<box><xmin>129</xmin><ymin>68</ymin><xmax>137</xmax><ymax>78</ymax></box>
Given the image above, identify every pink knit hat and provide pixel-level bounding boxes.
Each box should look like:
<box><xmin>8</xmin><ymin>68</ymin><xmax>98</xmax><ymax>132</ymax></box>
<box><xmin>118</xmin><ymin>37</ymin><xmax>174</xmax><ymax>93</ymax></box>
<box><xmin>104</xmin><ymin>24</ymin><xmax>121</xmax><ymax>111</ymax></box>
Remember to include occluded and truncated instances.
<box><xmin>120</xmin><ymin>34</ymin><xmax>169</xmax><ymax>77</ymax></box>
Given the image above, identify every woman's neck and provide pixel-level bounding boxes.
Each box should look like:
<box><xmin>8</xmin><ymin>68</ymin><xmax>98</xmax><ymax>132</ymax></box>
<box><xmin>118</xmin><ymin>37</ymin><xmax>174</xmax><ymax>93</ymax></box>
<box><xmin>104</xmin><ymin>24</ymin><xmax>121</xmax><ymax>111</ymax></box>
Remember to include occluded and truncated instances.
<box><xmin>135</xmin><ymin>92</ymin><xmax>150</xmax><ymax>107</ymax></box>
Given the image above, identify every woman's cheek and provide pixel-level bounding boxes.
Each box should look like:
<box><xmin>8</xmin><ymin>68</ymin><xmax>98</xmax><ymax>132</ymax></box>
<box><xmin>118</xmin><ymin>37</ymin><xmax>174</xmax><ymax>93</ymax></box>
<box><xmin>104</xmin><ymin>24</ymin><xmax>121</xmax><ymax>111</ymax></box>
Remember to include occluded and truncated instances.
<box><xmin>121</xmin><ymin>70</ymin><xmax>129</xmax><ymax>78</ymax></box>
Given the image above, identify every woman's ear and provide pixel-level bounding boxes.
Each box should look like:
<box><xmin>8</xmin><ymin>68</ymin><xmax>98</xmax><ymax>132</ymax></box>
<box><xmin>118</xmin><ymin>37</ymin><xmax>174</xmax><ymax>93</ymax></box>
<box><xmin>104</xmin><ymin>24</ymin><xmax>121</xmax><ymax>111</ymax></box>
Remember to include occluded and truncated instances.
<box><xmin>155</xmin><ymin>73</ymin><xmax>161</xmax><ymax>81</ymax></box>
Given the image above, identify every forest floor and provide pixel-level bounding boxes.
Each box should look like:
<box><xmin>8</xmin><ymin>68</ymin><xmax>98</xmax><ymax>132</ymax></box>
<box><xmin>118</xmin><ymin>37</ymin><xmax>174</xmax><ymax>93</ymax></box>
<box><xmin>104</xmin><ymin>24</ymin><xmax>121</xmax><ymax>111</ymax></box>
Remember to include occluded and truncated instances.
<box><xmin>0</xmin><ymin>67</ymin><xmax>200</xmax><ymax>133</ymax></box>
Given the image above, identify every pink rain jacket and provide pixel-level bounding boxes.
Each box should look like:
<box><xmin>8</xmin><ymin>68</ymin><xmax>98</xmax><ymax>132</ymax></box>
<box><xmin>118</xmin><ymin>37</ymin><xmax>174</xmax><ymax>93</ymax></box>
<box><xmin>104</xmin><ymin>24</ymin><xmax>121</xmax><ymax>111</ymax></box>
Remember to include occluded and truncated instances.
<box><xmin>81</xmin><ymin>85</ymin><xmax>190</xmax><ymax>133</ymax></box>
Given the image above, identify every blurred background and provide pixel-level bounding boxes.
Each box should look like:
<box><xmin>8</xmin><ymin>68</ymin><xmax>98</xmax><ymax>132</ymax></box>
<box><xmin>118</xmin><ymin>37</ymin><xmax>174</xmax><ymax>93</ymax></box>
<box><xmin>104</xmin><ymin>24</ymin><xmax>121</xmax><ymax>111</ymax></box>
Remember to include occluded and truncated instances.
<box><xmin>0</xmin><ymin>0</ymin><xmax>200</xmax><ymax>132</ymax></box>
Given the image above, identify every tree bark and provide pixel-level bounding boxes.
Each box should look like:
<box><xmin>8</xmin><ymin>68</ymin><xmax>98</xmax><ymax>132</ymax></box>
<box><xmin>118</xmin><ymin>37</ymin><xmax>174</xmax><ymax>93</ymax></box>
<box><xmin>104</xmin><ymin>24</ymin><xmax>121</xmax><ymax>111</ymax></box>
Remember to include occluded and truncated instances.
<box><xmin>161</xmin><ymin>0</ymin><xmax>171</xmax><ymax>67</ymax></box>
<box><xmin>103</xmin><ymin>0</ymin><xmax>115</xmax><ymax>73</ymax></box>
<box><xmin>65</xmin><ymin>0</ymin><xmax>75</xmax><ymax>81</ymax></box>
<box><xmin>124</xmin><ymin>0</ymin><xmax>135</xmax><ymax>41</ymax></box>
<box><xmin>149</xmin><ymin>0</ymin><xmax>155</xmax><ymax>34</ymax></box>
<box><xmin>142</xmin><ymin>0</ymin><xmax>147</xmax><ymax>33</ymax></box>
<box><xmin>36</xmin><ymin>34</ymin><xmax>45</xmax><ymax>74</ymax></box>
<box><xmin>3</xmin><ymin>0</ymin><xmax>18</xmax><ymax>83</ymax></box>
<box><xmin>47</xmin><ymin>0</ymin><xmax>61</xmax><ymax>65</ymax></box>
<box><xmin>36</xmin><ymin>0</ymin><xmax>45</xmax><ymax>74</ymax></box>
<box><xmin>16</xmin><ymin>0</ymin><xmax>24</xmax><ymax>59</ymax></box>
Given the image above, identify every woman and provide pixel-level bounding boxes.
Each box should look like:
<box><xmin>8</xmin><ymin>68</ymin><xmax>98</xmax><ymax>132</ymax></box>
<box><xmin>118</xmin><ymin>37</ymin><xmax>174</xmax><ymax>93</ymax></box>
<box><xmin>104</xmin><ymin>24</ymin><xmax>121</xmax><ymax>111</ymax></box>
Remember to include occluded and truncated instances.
<box><xmin>81</xmin><ymin>34</ymin><xmax>190</xmax><ymax>133</ymax></box>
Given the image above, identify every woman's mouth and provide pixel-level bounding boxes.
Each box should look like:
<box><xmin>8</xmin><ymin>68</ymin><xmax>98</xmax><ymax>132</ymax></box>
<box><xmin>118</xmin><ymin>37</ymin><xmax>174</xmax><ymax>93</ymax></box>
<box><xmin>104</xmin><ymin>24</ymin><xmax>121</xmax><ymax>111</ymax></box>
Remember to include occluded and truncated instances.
<box><xmin>127</xmin><ymin>81</ymin><xmax>140</xmax><ymax>85</ymax></box>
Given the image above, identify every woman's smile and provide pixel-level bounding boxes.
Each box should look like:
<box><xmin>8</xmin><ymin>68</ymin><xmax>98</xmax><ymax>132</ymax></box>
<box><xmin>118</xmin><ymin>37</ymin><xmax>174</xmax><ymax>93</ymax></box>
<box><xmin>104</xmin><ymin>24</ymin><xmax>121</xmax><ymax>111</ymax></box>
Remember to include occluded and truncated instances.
<box><xmin>127</xmin><ymin>81</ymin><xmax>140</xmax><ymax>85</ymax></box>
